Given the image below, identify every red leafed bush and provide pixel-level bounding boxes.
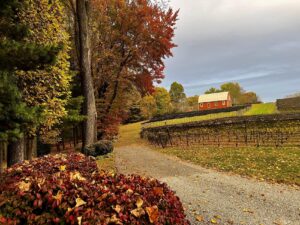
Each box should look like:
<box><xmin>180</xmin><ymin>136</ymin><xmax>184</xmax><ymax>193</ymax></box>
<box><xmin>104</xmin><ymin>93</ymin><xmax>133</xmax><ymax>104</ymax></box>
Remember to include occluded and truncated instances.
<box><xmin>0</xmin><ymin>153</ymin><xmax>190</xmax><ymax>225</ymax></box>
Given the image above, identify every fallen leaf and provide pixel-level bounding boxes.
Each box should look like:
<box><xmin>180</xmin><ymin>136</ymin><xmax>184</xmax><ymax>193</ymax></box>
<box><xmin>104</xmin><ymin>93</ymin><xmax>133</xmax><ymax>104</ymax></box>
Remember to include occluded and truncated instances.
<box><xmin>136</xmin><ymin>197</ymin><xmax>143</xmax><ymax>208</ymax></box>
<box><xmin>77</xmin><ymin>216</ymin><xmax>82</xmax><ymax>225</ymax></box>
<box><xmin>243</xmin><ymin>208</ymin><xmax>254</xmax><ymax>214</ymax></box>
<box><xmin>53</xmin><ymin>191</ymin><xmax>63</xmax><ymax>202</ymax></box>
<box><xmin>153</xmin><ymin>187</ymin><xmax>164</xmax><ymax>196</ymax></box>
<box><xmin>227</xmin><ymin>219</ymin><xmax>234</xmax><ymax>225</ymax></box>
<box><xmin>131</xmin><ymin>208</ymin><xmax>145</xmax><ymax>218</ymax></box>
<box><xmin>36</xmin><ymin>178</ymin><xmax>45</xmax><ymax>188</ymax></box>
<box><xmin>75</xmin><ymin>198</ymin><xmax>86</xmax><ymax>208</ymax></box>
<box><xmin>211</xmin><ymin>218</ymin><xmax>218</xmax><ymax>224</ymax></box>
<box><xmin>195</xmin><ymin>215</ymin><xmax>204</xmax><ymax>222</ymax></box>
<box><xmin>146</xmin><ymin>206</ymin><xmax>159</xmax><ymax>223</ymax></box>
<box><xmin>126</xmin><ymin>189</ymin><xmax>133</xmax><ymax>195</ymax></box>
<box><xmin>59</xmin><ymin>165</ymin><xmax>66</xmax><ymax>171</ymax></box>
<box><xmin>70</xmin><ymin>171</ymin><xmax>86</xmax><ymax>181</ymax></box>
<box><xmin>97</xmin><ymin>193</ymin><xmax>108</xmax><ymax>201</ymax></box>
<box><xmin>106</xmin><ymin>214</ymin><xmax>122</xmax><ymax>225</ymax></box>
<box><xmin>113</xmin><ymin>205</ymin><xmax>122</xmax><ymax>213</ymax></box>
<box><xmin>17</xmin><ymin>181</ymin><xmax>31</xmax><ymax>192</ymax></box>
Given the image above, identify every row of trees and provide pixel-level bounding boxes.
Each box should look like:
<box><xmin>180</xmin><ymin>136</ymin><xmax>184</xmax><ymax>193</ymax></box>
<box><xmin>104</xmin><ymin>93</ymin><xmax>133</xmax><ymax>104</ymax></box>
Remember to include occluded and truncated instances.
<box><xmin>0</xmin><ymin>0</ymin><xmax>178</xmax><ymax>167</ymax></box>
<box><xmin>132</xmin><ymin>81</ymin><xmax>260</xmax><ymax>120</ymax></box>
<box><xmin>205</xmin><ymin>82</ymin><xmax>259</xmax><ymax>105</ymax></box>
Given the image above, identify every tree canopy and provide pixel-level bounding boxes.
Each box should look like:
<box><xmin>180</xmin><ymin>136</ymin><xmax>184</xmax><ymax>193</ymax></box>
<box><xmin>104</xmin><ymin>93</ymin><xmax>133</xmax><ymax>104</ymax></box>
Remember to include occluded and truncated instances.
<box><xmin>205</xmin><ymin>82</ymin><xmax>259</xmax><ymax>105</ymax></box>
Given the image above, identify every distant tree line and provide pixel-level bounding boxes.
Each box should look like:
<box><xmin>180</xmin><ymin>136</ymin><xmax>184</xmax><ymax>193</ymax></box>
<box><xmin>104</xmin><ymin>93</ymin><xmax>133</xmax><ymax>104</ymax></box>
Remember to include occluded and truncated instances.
<box><xmin>125</xmin><ymin>81</ymin><xmax>260</xmax><ymax>121</ymax></box>
<box><xmin>205</xmin><ymin>82</ymin><xmax>260</xmax><ymax>105</ymax></box>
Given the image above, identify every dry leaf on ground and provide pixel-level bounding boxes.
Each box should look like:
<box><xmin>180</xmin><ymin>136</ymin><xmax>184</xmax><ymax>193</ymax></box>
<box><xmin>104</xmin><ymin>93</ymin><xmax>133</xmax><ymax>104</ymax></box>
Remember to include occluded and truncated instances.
<box><xmin>146</xmin><ymin>206</ymin><xmax>159</xmax><ymax>223</ymax></box>
<box><xmin>75</xmin><ymin>198</ymin><xmax>86</xmax><ymax>208</ymax></box>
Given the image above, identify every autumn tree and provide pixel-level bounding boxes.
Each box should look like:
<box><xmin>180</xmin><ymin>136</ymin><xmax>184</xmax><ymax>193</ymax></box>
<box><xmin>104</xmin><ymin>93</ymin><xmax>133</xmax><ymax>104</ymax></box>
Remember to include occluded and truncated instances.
<box><xmin>169</xmin><ymin>82</ymin><xmax>186</xmax><ymax>112</ymax></box>
<box><xmin>0</xmin><ymin>0</ymin><xmax>66</xmax><ymax>166</ymax></box>
<box><xmin>204</xmin><ymin>82</ymin><xmax>259</xmax><ymax>105</ymax></box>
<box><xmin>153</xmin><ymin>87</ymin><xmax>172</xmax><ymax>115</ymax></box>
<box><xmin>205</xmin><ymin>87</ymin><xmax>222</xmax><ymax>94</ymax></box>
<box><xmin>186</xmin><ymin>95</ymin><xmax>199</xmax><ymax>111</ymax></box>
<box><xmin>239</xmin><ymin>92</ymin><xmax>259</xmax><ymax>104</ymax></box>
<box><xmin>220</xmin><ymin>82</ymin><xmax>243</xmax><ymax>104</ymax></box>
<box><xmin>16</xmin><ymin>0</ymin><xmax>72</xmax><ymax>152</ymax></box>
<box><xmin>90</xmin><ymin>0</ymin><xmax>178</xmax><ymax>138</ymax></box>
<box><xmin>140</xmin><ymin>95</ymin><xmax>157</xmax><ymax>119</ymax></box>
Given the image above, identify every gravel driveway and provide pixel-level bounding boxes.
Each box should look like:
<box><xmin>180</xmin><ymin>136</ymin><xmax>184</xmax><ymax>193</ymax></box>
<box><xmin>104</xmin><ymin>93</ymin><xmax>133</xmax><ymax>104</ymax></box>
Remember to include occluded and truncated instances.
<box><xmin>115</xmin><ymin>145</ymin><xmax>300</xmax><ymax>225</ymax></box>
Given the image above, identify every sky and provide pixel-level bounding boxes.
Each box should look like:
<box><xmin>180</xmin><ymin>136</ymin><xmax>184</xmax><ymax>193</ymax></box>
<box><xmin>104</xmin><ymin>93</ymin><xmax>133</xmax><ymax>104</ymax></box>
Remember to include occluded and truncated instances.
<box><xmin>161</xmin><ymin>0</ymin><xmax>300</xmax><ymax>102</ymax></box>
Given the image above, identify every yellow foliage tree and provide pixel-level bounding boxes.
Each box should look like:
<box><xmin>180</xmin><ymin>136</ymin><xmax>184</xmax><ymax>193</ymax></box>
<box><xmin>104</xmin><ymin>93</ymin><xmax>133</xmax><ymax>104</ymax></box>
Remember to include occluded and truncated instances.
<box><xmin>16</xmin><ymin>0</ymin><xmax>72</xmax><ymax>143</ymax></box>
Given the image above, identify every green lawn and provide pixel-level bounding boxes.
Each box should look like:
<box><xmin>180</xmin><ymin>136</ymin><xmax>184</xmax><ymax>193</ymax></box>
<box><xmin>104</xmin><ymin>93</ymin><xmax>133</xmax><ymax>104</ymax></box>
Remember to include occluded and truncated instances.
<box><xmin>144</xmin><ymin>111</ymin><xmax>241</xmax><ymax>128</ymax></box>
<box><xmin>144</xmin><ymin>103</ymin><xmax>278</xmax><ymax>128</ymax></box>
<box><xmin>116</xmin><ymin>122</ymin><xmax>147</xmax><ymax>147</ymax></box>
<box><xmin>157</xmin><ymin>146</ymin><xmax>300</xmax><ymax>186</ymax></box>
<box><xmin>244</xmin><ymin>103</ymin><xmax>277</xmax><ymax>115</ymax></box>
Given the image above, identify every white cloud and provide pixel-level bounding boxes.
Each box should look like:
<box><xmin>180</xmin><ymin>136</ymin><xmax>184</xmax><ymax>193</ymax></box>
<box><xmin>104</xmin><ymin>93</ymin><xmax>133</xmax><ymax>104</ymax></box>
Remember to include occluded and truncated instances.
<box><xmin>162</xmin><ymin>0</ymin><xmax>300</xmax><ymax>101</ymax></box>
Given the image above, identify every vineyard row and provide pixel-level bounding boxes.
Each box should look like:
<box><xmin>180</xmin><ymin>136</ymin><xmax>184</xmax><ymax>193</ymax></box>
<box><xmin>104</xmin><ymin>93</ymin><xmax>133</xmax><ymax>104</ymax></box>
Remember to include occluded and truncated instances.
<box><xmin>141</xmin><ymin>113</ymin><xmax>300</xmax><ymax>148</ymax></box>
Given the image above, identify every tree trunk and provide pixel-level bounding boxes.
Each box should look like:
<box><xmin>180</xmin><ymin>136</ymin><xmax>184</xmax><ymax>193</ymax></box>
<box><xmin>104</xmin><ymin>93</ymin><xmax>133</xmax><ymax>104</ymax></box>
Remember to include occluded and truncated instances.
<box><xmin>76</xmin><ymin>0</ymin><xmax>97</xmax><ymax>148</ymax></box>
<box><xmin>26</xmin><ymin>138</ymin><xmax>34</xmax><ymax>161</ymax></box>
<box><xmin>7</xmin><ymin>137</ymin><xmax>25</xmax><ymax>167</ymax></box>
<box><xmin>0</xmin><ymin>142</ymin><xmax>3</xmax><ymax>173</ymax></box>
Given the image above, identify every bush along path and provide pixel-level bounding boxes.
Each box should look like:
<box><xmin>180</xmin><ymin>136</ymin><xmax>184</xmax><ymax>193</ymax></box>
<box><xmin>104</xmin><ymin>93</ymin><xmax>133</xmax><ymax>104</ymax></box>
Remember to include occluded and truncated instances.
<box><xmin>115</xmin><ymin>144</ymin><xmax>300</xmax><ymax>225</ymax></box>
<box><xmin>0</xmin><ymin>153</ymin><xmax>190</xmax><ymax>225</ymax></box>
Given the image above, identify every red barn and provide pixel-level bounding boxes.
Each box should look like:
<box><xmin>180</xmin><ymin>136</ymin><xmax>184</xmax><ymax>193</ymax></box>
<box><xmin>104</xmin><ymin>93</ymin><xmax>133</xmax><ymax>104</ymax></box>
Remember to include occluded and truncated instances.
<box><xmin>198</xmin><ymin>92</ymin><xmax>232</xmax><ymax>111</ymax></box>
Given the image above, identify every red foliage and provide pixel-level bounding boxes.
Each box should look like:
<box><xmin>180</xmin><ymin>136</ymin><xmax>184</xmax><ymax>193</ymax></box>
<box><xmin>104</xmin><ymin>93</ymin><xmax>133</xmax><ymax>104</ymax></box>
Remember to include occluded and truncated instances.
<box><xmin>0</xmin><ymin>153</ymin><xmax>190</xmax><ymax>225</ymax></box>
<box><xmin>91</xmin><ymin>0</ymin><xmax>178</xmax><ymax>138</ymax></box>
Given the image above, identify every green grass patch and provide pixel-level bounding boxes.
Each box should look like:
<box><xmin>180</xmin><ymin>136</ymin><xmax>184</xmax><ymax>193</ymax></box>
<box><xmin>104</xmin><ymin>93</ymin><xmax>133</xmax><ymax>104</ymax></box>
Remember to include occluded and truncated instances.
<box><xmin>145</xmin><ymin>103</ymin><xmax>278</xmax><ymax>128</ymax></box>
<box><xmin>96</xmin><ymin>153</ymin><xmax>116</xmax><ymax>173</ymax></box>
<box><xmin>116</xmin><ymin>122</ymin><xmax>147</xmax><ymax>147</ymax></box>
<box><xmin>157</xmin><ymin>146</ymin><xmax>300</xmax><ymax>186</ymax></box>
<box><xmin>145</xmin><ymin>111</ymin><xmax>240</xmax><ymax>128</ymax></box>
<box><xmin>244</xmin><ymin>103</ymin><xmax>277</xmax><ymax>115</ymax></box>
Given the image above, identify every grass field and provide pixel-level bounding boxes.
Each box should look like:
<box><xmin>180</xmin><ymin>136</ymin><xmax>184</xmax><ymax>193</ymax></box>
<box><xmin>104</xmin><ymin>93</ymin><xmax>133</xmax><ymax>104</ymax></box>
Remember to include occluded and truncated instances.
<box><xmin>144</xmin><ymin>111</ymin><xmax>241</xmax><ymax>128</ymax></box>
<box><xmin>157</xmin><ymin>146</ymin><xmax>300</xmax><ymax>186</ymax></box>
<box><xmin>244</xmin><ymin>103</ymin><xmax>277</xmax><ymax>115</ymax></box>
<box><xmin>119</xmin><ymin>121</ymin><xmax>300</xmax><ymax>186</ymax></box>
<box><xmin>144</xmin><ymin>103</ymin><xmax>278</xmax><ymax>128</ymax></box>
<box><xmin>116</xmin><ymin>122</ymin><xmax>146</xmax><ymax>147</ymax></box>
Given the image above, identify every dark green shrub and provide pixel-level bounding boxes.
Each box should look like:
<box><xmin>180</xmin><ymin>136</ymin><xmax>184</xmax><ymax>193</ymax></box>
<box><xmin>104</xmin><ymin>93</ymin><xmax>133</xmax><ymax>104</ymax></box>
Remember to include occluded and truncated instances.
<box><xmin>83</xmin><ymin>140</ymin><xmax>113</xmax><ymax>157</ymax></box>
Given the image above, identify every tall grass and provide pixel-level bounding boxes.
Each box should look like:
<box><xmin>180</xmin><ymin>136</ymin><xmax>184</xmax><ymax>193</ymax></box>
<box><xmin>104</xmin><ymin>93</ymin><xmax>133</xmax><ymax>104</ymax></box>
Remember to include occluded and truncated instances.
<box><xmin>244</xmin><ymin>103</ymin><xmax>277</xmax><ymax>115</ymax></box>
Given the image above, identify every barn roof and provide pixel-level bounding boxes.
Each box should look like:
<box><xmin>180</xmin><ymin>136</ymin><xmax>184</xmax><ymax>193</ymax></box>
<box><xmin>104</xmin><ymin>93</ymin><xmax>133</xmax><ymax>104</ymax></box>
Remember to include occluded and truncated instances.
<box><xmin>198</xmin><ymin>92</ymin><xmax>229</xmax><ymax>103</ymax></box>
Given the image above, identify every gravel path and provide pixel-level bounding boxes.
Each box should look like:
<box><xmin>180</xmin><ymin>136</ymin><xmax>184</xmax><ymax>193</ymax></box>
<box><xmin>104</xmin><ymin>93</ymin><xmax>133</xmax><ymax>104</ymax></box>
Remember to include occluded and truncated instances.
<box><xmin>115</xmin><ymin>145</ymin><xmax>300</xmax><ymax>225</ymax></box>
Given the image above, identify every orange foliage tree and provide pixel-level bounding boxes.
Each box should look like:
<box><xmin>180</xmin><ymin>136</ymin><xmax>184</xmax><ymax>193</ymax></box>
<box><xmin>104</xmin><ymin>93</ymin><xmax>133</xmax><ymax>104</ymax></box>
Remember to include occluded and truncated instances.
<box><xmin>90</xmin><ymin>0</ymin><xmax>178</xmax><ymax>138</ymax></box>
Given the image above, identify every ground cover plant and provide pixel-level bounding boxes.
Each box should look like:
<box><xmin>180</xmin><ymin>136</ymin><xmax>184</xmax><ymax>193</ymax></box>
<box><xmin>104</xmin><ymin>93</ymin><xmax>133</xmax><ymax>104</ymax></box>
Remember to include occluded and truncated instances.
<box><xmin>0</xmin><ymin>153</ymin><xmax>190</xmax><ymax>225</ymax></box>
<box><xmin>244</xmin><ymin>103</ymin><xmax>277</xmax><ymax>115</ymax></box>
<box><xmin>157</xmin><ymin>146</ymin><xmax>300</xmax><ymax>186</ymax></box>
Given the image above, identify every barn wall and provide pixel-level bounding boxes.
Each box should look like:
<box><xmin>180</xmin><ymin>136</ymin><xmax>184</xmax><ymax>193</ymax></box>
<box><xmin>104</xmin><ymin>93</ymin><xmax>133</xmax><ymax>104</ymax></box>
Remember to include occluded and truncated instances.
<box><xmin>199</xmin><ymin>100</ymin><xmax>229</xmax><ymax>111</ymax></box>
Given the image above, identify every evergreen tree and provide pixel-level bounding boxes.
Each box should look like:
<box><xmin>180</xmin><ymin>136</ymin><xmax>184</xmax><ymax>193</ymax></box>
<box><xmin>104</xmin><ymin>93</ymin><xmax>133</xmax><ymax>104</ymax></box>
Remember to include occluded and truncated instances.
<box><xmin>0</xmin><ymin>0</ymin><xmax>60</xmax><ymax>166</ymax></box>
